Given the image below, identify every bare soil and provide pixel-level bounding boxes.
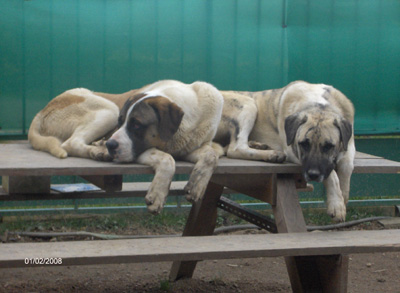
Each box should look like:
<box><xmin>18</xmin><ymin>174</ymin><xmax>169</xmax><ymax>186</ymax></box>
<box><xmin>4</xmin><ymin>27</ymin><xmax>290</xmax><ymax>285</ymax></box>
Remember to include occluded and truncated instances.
<box><xmin>1</xmin><ymin>222</ymin><xmax>399</xmax><ymax>292</ymax></box>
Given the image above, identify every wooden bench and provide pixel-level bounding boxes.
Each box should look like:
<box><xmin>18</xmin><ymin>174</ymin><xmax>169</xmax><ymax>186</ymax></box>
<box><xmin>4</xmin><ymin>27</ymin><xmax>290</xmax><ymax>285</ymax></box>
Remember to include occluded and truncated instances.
<box><xmin>1</xmin><ymin>142</ymin><xmax>400</xmax><ymax>292</ymax></box>
<box><xmin>1</xmin><ymin>230</ymin><xmax>399</xmax><ymax>265</ymax></box>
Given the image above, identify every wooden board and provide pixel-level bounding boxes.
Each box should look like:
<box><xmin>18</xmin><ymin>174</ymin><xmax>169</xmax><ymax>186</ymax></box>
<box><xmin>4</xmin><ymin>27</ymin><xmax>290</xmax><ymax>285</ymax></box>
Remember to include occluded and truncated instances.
<box><xmin>0</xmin><ymin>182</ymin><xmax>237</xmax><ymax>201</ymax></box>
<box><xmin>0</xmin><ymin>143</ymin><xmax>301</xmax><ymax>176</ymax></box>
<box><xmin>2</xmin><ymin>175</ymin><xmax>50</xmax><ymax>194</ymax></box>
<box><xmin>1</xmin><ymin>143</ymin><xmax>399</xmax><ymax>177</ymax></box>
<box><xmin>1</xmin><ymin>230</ymin><xmax>399</xmax><ymax>268</ymax></box>
<box><xmin>355</xmin><ymin>152</ymin><xmax>383</xmax><ymax>159</ymax></box>
<box><xmin>353</xmin><ymin>158</ymin><xmax>400</xmax><ymax>174</ymax></box>
<box><xmin>80</xmin><ymin>175</ymin><xmax>123</xmax><ymax>192</ymax></box>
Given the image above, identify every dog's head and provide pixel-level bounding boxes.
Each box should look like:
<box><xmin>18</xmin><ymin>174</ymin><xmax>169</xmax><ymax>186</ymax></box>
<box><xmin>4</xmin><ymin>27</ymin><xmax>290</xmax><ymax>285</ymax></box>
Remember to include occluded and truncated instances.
<box><xmin>106</xmin><ymin>93</ymin><xmax>184</xmax><ymax>162</ymax></box>
<box><xmin>285</xmin><ymin>109</ymin><xmax>352</xmax><ymax>182</ymax></box>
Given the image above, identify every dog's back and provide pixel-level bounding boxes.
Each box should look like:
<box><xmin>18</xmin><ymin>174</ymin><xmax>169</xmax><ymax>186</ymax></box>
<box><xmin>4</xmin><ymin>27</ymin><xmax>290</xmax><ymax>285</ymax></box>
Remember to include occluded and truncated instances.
<box><xmin>28</xmin><ymin>88</ymin><xmax>119</xmax><ymax>159</ymax></box>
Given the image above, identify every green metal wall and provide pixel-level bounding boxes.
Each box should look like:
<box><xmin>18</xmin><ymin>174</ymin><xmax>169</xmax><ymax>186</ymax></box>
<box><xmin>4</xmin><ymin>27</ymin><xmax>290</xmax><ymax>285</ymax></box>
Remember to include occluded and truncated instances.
<box><xmin>1</xmin><ymin>0</ymin><xmax>399</xmax><ymax>136</ymax></box>
<box><xmin>287</xmin><ymin>0</ymin><xmax>400</xmax><ymax>134</ymax></box>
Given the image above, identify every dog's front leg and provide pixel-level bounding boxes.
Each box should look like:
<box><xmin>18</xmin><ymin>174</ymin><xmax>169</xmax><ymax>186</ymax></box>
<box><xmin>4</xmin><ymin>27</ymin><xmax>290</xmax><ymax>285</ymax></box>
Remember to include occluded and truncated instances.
<box><xmin>183</xmin><ymin>143</ymin><xmax>219</xmax><ymax>203</ymax></box>
<box><xmin>336</xmin><ymin>142</ymin><xmax>356</xmax><ymax>204</ymax></box>
<box><xmin>137</xmin><ymin>148</ymin><xmax>175</xmax><ymax>214</ymax></box>
<box><xmin>323</xmin><ymin>170</ymin><xmax>346</xmax><ymax>222</ymax></box>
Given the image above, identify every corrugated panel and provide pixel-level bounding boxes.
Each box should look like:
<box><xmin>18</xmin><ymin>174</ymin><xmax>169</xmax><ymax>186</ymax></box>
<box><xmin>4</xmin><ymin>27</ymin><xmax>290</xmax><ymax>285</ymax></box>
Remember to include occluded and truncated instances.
<box><xmin>287</xmin><ymin>0</ymin><xmax>400</xmax><ymax>134</ymax></box>
<box><xmin>0</xmin><ymin>0</ymin><xmax>399</xmax><ymax>136</ymax></box>
<box><xmin>0</xmin><ymin>0</ymin><xmax>285</xmax><ymax>135</ymax></box>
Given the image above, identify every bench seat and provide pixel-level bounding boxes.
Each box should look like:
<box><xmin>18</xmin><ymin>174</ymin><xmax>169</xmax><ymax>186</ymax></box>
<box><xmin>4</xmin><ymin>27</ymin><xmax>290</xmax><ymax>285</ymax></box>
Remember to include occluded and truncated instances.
<box><xmin>1</xmin><ymin>229</ymin><xmax>399</xmax><ymax>268</ymax></box>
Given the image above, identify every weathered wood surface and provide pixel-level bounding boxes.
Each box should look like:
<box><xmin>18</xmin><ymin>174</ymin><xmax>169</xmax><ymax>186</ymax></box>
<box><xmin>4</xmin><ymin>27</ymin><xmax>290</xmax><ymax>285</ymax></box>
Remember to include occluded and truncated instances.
<box><xmin>211</xmin><ymin>174</ymin><xmax>278</xmax><ymax>204</ymax></box>
<box><xmin>170</xmin><ymin>180</ymin><xmax>224</xmax><ymax>280</ymax></box>
<box><xmin>2</xmin><ymin>176</ymin><xmax>51</xmax><ymax>194</ymax></box>
<box><xmin>272</xmin><ymin>175</ymin><xmax>348</xmax><ymax>293</ymax></box>
<box><xmin>0</xmin><ymin>182</ymin><xmax>238</xmax><ymax>201</ymax></box>
<box><xmin>80</xmin><ymin>175</ymin><xmax>123</xmax><ymax>192</ymax></box>
<box><xmin>1</xmin><ymin>230</ymin><xmax>399</xmax><ymax>268</ymax></box>
<box><xmin>1</xmin><ymin>143</ymin><xmax>399</xmax><ymax>176</ymax></box>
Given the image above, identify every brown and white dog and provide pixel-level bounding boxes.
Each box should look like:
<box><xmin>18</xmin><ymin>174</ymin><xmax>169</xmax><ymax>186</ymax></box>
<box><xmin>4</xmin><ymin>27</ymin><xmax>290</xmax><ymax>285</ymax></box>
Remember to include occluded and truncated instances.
<box><xmin>215</xmin><ymin>81</ymin><xmax>355</xmax><ymax>222</ymax></box>
<box><xmin>28</xmin><ymin>80</ymin><xmax>224</xmax><ymax>213</ymax></box>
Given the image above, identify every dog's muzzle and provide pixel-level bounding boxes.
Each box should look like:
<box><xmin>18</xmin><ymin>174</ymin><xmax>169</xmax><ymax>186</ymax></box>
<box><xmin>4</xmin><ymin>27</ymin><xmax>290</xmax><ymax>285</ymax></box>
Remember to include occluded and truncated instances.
<box><xmin>106</xmin><ymin>139</ymin><xmax>119</xmax><ymax>158</ymax></box>
<box><xmin>304</xmin><ymin>169</ymin><xmax>324</xmax><ymax>183</ymax></box>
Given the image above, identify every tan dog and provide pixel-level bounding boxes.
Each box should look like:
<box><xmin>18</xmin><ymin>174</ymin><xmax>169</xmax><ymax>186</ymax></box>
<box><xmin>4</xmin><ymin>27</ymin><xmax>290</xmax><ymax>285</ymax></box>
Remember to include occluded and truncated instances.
<box><xmin>216</xmin><ymin>81</ymin><xmax>355</xmax><ymax>222</ymax></box>
<box><xmin>29</xmin><ymin>80</ymin><xmax>224</xmax><ymax>213</ymax></box>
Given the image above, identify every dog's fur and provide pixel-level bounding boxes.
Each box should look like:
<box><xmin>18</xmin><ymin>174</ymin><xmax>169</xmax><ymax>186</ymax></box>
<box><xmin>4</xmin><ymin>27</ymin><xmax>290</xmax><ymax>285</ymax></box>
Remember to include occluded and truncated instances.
<box><xmin>28</xmin><ymin>80</ymin><xmax>224</xmax><ymax>213</ymax></box>
<box><xmin>216</xmin><ymin>81</ymin><xmax>355</xmax><ymax>222</ymax></box>
<box><xmin>29</xmin><ymin>79</ymin><xmax>354</xmax><ymax>220</ymax></box>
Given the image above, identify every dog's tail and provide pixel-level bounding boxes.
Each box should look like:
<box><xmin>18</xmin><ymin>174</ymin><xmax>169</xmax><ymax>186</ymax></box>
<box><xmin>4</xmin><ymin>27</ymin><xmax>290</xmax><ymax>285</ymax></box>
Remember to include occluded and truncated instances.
<box><xmin>28</xmin><ymin>114</ymin><xmax>68</xmax><ymax>159</ymax></box>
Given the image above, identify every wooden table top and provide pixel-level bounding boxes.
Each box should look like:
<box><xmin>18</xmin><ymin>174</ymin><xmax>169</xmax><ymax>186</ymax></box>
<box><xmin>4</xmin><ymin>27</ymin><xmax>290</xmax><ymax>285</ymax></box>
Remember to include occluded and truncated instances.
<box><xmin>0</xmin><ymin>142</ymin><xmax>399</xmax><ymax>177</ymax></box>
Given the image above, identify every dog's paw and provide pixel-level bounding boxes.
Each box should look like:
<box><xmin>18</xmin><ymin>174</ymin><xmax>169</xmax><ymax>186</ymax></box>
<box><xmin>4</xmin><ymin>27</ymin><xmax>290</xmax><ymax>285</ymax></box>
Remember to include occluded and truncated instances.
<box><xmin>327</xmin><ymin>201</ymin><xmax>346</xmax><ymax>222</ymax></box>
<box><xmin>95</xmin><ymin>152</ymin><xmax>112</xmax><ymax>161</ymax></box>
<box><xmin>145</xmin><ymin>193</ymin><xmax>165</xmax><ymax>215</ymax></box>
<box><xmin>249</xmin><ymin>141</ymin><xmax>270</xmax><ymax>150</ymax></box>
<box><xmin>265</xmin><ymin>151</ymin><xmax>286</xmax><ymax>163</ymax></box>
<box><xmin>184</xmin><ymin>180</ymin><xmax>207</xmax><ymax>203</ymax></box>
<box><xmin>92</xmin><ymin>138</ymin><xmax>107</xmax><ymax>147</ymax></box>
<box><xmin>91</xmin><ymin>148</ymin><xmax>112</xmax><ymax>161</ymax></box>
<box><xmin>100</xmin><ymin>153</ymin><xmax>113</xmax><ymax>162</ymax></box>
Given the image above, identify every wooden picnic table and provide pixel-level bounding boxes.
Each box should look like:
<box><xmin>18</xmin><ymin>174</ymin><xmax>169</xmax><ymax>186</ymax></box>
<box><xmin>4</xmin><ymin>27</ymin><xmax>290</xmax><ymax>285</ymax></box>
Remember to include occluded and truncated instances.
<box><xmin>1</xmin><ymin>142</ymin><xmax>400</xmax><ymax>292</ymax></box>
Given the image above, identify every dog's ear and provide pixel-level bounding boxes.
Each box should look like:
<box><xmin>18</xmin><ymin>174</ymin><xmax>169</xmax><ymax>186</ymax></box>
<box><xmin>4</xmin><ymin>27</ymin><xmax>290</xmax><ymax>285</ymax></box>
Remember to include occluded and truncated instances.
<box><xmin>147</xmin><ymin>97</ymin><xmax>184</xmax><ymax>141</ymax></box>
<box><xmin>284</xmin><ymin>114</ymin><xmax>307</xmax><ymax>146</ymax></box>
<box><xmin>334</xmin><ymin>118</ymin><xmax>352</xmax><ymax>151</ymax></box>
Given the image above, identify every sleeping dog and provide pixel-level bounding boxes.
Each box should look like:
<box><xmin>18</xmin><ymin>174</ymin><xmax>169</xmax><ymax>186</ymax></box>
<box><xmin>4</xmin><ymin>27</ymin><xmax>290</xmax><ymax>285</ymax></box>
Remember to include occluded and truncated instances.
<box><xmin>28</xmin><ymin>80</ymin><xmax>224</xmax><ymax>213</ymax></box>
<box><xmin>215</xmin><ymin>81</ymin><xmax>355</xmax><ymax>222</ymax></box>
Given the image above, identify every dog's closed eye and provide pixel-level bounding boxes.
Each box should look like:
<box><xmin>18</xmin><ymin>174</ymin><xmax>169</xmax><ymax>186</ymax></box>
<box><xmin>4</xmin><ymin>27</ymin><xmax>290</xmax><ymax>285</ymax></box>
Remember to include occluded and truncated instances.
<box><xmin>299</xmin><ymin>140</ymin><xmax>311</xmax><ymax>152</ymax></box>
<box><xmin>322</xmin><ymin>142</ymin><xmax>334</xmax><ymax>153</ymax></box>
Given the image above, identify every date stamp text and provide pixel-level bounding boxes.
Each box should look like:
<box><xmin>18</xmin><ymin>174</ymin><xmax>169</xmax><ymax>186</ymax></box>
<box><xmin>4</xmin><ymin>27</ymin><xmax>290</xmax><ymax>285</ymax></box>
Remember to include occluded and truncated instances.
<box><xmin>24</xmin><ymin>258</ymin><xmax>63</xmax><ymax>265</ymax></box>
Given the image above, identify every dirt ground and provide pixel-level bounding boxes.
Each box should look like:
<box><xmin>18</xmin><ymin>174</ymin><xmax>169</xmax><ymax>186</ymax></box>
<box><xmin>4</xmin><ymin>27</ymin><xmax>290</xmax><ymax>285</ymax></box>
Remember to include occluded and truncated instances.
<box><xmin>1</xmin><ymin>252</ymin><xmax>399</xmax><ymax>293</ymax></box>
<box><xmin>1</xmin><ymin>224</ymin><xmax>399</xmax><ymax>293</ymax></box>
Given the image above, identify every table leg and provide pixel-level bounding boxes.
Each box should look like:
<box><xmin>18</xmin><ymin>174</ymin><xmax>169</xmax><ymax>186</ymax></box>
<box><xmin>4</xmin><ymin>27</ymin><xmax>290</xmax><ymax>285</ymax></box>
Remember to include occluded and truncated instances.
<box><xmin>272</xmin><ymin>175</ymin><xmax>348</xmax><ymax>293</ymax></box>
<box><xmin>169</xmin><ymin>180</ymin><xmax>224</xmax><ymax>281</ymax></box>
<box><xmin>2</xmin><ymin>176</ymin><xmax>51</xmax><ymax>194</ymax></box>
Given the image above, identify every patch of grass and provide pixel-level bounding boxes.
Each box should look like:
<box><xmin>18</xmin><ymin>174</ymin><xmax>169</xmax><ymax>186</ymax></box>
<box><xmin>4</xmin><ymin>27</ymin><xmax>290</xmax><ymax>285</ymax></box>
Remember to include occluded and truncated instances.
<box><xmin>0</xmin><ymin>211</ymin><xmax>188</xmax><ymax>234</ymax></box>
<box><xmin>302</xmin><ymin>206</ymin><xmax>386</xmax><ymax>226</ymax></box>
<box><xmin>135</xmin><ymin>212</ymin><xmax>187</xmax><ymax>231</ymax></box>
<box><xmin>159</xmin><ymin>279</ymin><xmax>171</xmax><ymax>292</ymax></box>
<box><xmin>0</xmin><ymin>205</ymin><xmax>391</xmax><ymax>235</ymax></box>
<box><xmin>303</xmin><ymin>209</ymin><xmax>333</xmax><ymax>226</ymax></box>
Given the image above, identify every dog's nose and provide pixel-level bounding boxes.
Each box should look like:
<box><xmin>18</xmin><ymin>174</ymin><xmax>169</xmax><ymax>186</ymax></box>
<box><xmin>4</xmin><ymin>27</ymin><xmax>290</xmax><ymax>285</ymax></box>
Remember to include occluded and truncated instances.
<box><xmin>106</xmin><ymin>139</ymin><xmax>119</xmax><ymax>157</ymax></box>
<box><xmin>307</xmin><ymin>169</ymin><xmax>321</xmax><ymax>181</ymax></box>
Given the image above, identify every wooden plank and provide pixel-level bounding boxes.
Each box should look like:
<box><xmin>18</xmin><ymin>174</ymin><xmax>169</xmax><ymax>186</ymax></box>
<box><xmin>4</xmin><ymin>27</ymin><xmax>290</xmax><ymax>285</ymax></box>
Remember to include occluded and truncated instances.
<box><xmin>316</xmin><ymin>255</ymin><xmax>349</xmax><ymax>293</ymax></box>
<box><xmin>0</xmin><ymin>143</ymin><xmax>300</xmax><ymax>176</ymax></box>
<box><xmin>80</xmin><ymin>175</ymin><xmax>123</xmax><ymax>192</ymax></box>
<box><xmin>272</xmin><ymin>175</ymin><xmax>348</xmax><ymax>293</ymax></box>
<box><xmin>2</xmin><ymin>176</ymin><xmax>51</xmax><ymax>194</ymax></box>
<box><xmin>211</xmin><ymin>174</ymin><xmax>276</xmax><ymax>204</ymax></box>
<box><xmin>273</xmin><ymin>175</ymin><xmax>307</xmax><ymax>233</ymax></box>
<box><xmin>0</xmin><ymin>143</ymin><xmax>155</xmax><ymax>176</ymax></box>
<box><xmin>0</xmin><ymin>182</ymin><xmax>236</xmax><ymax>201</ymax></box>
<box><xmin>353</xmin><ymin>158</ymin><xmax>400</xmax><ymax>174</ymax></box>
<box><xmin>0</xmin><ymin>143</ymin><xmax>399</xmax><ymax>177</ymax></box>
<box><xmin>170</xmin><ymin>180</ymin><xmax>224</xmax><ymax>280</ymax></box>
<box><xmin>377</xmin><ymin>218</ymin><xmax>400</xmax><ymax>229</ymax></box>
<box><xmin>355</xmin><ymin>152</ymin><xmax>382</xmax><ymax>159</ymax></box>
<box><xmin>1</xmin><ymin>230</ymin><xmax>399</xmax><ymax>269</ymax></box>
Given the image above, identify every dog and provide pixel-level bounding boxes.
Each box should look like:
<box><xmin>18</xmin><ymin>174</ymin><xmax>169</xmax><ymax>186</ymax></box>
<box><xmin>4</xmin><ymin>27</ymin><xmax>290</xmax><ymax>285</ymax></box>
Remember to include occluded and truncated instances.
<box><xmin>28</xmin><ymin>80</ymin><xmax>224</xmax><ymax>213</ymax></box>
<box><xmin>215</xmin><ymin>81</ymin><xmax>355</xmax><ymax>222</ymax></box>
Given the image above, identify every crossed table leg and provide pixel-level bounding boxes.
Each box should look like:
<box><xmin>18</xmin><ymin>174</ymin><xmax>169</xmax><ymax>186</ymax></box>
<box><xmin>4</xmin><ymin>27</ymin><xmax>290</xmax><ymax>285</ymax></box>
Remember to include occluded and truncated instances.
<box><xmin>169</xmin><ymin>174</ymin><xmax>348</xmax><ymax>293</ymax></box>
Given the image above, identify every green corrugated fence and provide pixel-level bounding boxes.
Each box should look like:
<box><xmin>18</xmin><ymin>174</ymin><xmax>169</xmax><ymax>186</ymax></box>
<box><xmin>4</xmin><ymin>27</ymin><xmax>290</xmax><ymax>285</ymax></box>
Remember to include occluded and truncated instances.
<box><xmin>1</xmin><ymin>0</ymin><xmax>399</xmax><ymax>136</ymax></box>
